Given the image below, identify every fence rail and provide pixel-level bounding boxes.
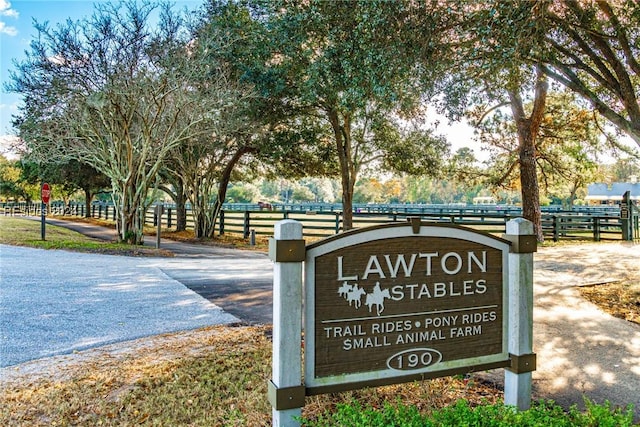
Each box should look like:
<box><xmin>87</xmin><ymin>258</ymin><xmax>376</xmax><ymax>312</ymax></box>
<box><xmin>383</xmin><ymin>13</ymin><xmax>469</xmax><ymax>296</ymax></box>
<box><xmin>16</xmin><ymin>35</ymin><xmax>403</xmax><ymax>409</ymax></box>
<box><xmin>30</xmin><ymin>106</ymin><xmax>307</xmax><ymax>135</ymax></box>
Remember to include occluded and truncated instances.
<box><xmin>2</xmin><ymin>201</ymin><xmax>638</xmax><ymax>242</ymax></box>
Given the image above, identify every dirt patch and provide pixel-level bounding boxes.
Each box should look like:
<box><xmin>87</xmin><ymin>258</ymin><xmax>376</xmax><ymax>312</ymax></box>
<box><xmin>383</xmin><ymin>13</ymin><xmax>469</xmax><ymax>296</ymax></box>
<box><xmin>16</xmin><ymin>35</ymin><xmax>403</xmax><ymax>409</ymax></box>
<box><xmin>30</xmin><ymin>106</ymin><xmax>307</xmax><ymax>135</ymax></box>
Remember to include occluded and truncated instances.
<box><xmin>578</xmin><ymin>281</ymin><xmax>640</xmax><ymax>325</ymax></box>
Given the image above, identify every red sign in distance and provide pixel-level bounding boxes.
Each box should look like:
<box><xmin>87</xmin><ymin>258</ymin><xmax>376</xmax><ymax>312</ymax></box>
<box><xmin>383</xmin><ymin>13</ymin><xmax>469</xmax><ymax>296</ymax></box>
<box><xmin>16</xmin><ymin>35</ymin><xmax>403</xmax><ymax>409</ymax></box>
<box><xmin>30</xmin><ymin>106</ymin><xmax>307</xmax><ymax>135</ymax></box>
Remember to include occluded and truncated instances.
<box><xmin>41</xmin><ymin>183</ymin><xmax>51</xmax><ymax>204</ymax></box>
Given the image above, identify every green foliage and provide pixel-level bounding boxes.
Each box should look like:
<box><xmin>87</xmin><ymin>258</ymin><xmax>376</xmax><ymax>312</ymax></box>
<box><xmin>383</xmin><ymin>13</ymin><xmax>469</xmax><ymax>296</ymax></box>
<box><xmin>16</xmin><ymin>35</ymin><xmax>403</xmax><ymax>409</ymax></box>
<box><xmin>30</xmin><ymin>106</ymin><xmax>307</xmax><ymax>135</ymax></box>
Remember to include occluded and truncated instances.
<box><xmin>532</xmin><ymin>1</ymin><xmax>640</xmax><ymax>146</ymax></box>
<box><xmin>382</xmin><ymin>129</ymin><xmax>449</xmax><ymax>177</ymax></box>
<box><xmin>0</xmin><ymin>156</ymin><xmax>30</xmax><ymax>201</ymax></box>
<box><xmin>301</xmin><ymin>399</ymin><xmax>636</xmax><ymax>427</ymax></box>
<box><xmin>225</xmin><ymin>183</ymin><xmax>259</xmax><ymax>203</ymax></box>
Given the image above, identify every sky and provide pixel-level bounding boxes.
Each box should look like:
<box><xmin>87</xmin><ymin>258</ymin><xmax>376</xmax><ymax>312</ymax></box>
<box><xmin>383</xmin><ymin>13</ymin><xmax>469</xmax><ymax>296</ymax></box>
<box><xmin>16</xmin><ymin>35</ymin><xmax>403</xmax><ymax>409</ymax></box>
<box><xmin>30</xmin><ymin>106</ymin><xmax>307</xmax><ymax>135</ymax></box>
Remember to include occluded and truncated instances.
<box><xmin>1</xmin><ymin>1</ymin><xmax>101</xmax><ymax>153</ymax></box>
<box><xmin>0</xmin><ymin>0</ymin><xmax>479</xmax><ymax>160</ymax></box>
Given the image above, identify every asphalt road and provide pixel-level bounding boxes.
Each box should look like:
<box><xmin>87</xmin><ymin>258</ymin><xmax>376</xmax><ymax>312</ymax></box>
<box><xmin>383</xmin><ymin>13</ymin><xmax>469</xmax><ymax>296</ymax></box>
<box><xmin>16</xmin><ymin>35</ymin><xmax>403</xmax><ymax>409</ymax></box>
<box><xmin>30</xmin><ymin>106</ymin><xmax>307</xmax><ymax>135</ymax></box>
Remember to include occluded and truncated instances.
<box><xmin>30</xmin><ymin>217</ymin><xmax>276</xmax><ymax>324</ymax></box>
<box><xmin>150</xmin><ymin>255</ymin><xmax>274</xmax><ymax>325</ymax></box>
<box><xmin>0</xmin><ymin>244</ymin><xmax>242</xmax><ymax>367</ymax></box>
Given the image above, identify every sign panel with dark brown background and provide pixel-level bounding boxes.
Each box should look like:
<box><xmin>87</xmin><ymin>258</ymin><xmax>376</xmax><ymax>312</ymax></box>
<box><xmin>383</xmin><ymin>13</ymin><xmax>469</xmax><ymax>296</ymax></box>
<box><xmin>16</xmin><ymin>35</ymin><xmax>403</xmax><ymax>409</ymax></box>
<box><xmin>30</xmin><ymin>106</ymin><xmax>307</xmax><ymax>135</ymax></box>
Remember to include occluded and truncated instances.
<box><xmin>304</xmin><ymin>223</ymin><xmax>510</xmax><ymax>390</ymax></box>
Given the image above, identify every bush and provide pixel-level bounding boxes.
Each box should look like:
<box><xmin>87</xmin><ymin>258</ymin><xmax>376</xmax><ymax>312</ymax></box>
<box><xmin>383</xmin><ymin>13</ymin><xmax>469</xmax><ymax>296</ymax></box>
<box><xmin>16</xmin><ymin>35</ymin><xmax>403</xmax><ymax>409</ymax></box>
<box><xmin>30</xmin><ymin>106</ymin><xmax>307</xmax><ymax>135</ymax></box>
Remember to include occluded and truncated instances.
<box><xmin>301</xmin><ymin>399</ymin><xmax>636</xmax><ymax>427</ymax></box>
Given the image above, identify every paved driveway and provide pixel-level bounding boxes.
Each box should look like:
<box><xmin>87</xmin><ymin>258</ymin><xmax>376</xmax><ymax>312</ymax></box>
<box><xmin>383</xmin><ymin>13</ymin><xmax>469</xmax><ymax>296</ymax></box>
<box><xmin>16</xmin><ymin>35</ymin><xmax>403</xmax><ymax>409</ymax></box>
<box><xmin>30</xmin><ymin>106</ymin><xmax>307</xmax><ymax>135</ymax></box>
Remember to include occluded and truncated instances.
<box><xmin>0</xmin><ymin>244</ymin><xmax>238</xmax><ymax>367</ymax></box>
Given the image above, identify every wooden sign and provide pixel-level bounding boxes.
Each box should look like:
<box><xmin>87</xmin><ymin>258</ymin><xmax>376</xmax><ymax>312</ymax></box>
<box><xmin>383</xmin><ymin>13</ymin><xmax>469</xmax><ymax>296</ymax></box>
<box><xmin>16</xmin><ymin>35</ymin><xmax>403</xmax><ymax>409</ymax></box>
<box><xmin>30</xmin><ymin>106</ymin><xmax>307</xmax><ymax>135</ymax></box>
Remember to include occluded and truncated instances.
<box><xmin>304</xmin><ymin>223</ymin><xmax>511</xmax><ymax>393</ymax></box>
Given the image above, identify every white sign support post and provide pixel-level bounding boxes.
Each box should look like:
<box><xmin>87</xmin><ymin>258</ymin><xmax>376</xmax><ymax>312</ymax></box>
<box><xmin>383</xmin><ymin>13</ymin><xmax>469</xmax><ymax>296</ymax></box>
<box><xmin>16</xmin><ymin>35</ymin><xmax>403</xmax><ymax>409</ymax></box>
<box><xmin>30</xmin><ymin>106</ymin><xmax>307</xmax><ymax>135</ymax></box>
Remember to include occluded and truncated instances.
<box><xmin>268</xmin><ymin>220</ymin><xmax>305</xmax><ymax>427</ymax></box>
<box><xmin>503</xmin><ymin>218</ymin><xmax>537</xmax><ymax>410</ymax></box>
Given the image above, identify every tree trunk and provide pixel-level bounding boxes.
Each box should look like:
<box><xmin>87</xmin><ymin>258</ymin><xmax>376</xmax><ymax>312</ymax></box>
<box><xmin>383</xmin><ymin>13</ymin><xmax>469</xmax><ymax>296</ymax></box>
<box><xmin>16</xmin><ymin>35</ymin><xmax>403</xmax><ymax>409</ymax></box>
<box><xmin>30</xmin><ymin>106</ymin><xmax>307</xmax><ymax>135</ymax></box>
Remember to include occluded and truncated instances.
<box><xmin>114</xmin><ymin>181</ymin><xmax>145</xmax><ymax>245</ymax></box>
<box><xmin>328</xmin><ymin>110</ymin><xmax>356</xmax><ymax>231</ymax></box>
<box><xmin>508</xmin><ymin>66</ymin><xmax>548</xmax><ymax>242</ymax></box>
<box><xmin>517</xmin><ymin>129</ymin><xmax>542</xmax><ymax>240</ymax></box>
<box><xmin>175</xmin><ymin>184</ymin><xmax>187</xmax><ymax>232</ymax></box>
<box><xmin>159</xmin><ymin>180</ymin><xmax>188</xmax><ymax>232</ymax></box>
<box><xmin>209</xmin><ymin>145</ymin><xmax>255</xmax><ymax>238</ymax></box>
<box><xmin>191</xmin><ymin>179</ymin><xmax>212</xmax><ymax>239</ymax></box>
<box><xmin>84</xmin><ymin>189</ymin><xmax>93</xmax><ymax>218</ymax></box>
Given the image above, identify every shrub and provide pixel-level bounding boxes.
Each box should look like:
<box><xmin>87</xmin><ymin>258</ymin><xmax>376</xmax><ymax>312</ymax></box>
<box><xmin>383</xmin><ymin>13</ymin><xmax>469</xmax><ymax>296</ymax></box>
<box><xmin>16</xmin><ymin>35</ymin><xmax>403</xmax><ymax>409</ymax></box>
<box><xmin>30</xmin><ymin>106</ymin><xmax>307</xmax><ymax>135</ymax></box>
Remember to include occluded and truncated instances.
<box><xmin>300</xmin><ymin>398</ymin><xmax>636</xmax><ymax>427</ymax></box>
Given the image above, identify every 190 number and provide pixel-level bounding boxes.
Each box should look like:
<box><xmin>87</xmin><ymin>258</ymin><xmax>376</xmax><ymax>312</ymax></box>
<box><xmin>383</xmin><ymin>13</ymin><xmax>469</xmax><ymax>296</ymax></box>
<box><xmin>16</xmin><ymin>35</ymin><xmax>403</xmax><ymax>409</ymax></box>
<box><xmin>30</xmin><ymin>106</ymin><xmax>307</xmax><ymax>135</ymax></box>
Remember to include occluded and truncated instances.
<box><xmin>386</xmin><ymin>348</ymin><xmax>442</xmax><ymax>371</ymax></box>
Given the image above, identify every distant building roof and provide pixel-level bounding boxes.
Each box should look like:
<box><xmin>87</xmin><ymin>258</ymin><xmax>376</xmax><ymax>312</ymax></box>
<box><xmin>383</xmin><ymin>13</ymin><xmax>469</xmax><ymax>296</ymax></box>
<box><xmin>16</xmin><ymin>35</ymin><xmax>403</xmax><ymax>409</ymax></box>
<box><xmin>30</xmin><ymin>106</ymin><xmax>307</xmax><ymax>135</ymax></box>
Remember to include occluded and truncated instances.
<box><xmin>586</xmin><ymin>183</ymin><xmax>640</xmax><ymax>201</ymax></box>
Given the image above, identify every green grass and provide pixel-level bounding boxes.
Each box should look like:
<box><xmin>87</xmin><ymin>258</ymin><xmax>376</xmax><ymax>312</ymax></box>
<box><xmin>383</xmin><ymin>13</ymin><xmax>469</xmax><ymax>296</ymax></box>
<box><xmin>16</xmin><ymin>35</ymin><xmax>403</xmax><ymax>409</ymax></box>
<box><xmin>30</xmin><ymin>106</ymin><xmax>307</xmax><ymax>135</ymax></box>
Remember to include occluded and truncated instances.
<box><xmin>0</xmin><ymin>216</ymin><xmax>171</xmax><ymax>256</ymax></box>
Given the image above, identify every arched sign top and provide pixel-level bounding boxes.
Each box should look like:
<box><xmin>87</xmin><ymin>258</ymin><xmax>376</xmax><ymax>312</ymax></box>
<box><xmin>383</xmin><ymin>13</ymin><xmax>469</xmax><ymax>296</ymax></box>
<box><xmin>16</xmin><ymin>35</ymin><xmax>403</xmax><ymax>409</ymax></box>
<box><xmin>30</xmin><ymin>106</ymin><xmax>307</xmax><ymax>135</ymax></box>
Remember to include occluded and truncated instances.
<box><xmin>306</xmin><ymin>221</ymin><xmax>512</xmax><ymax>256</ymax></box>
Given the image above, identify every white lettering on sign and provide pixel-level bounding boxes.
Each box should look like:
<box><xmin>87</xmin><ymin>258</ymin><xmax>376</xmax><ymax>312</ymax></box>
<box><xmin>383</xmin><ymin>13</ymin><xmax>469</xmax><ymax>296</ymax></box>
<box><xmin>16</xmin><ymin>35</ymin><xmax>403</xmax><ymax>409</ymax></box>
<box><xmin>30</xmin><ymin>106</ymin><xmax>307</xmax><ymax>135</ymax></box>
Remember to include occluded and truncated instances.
<box><xmin>337</xmin><ymin>251</ymin><xmax>487</xmax><ymax>281</ymax></box>
<box><xmin>337</xmin><ymin>256</ymin><xmax>358</xmax><ymax>281</ymax></box>
<box><xmin>343</xmin><ymin>335</ymin><xmax>391</xmax><ymax>351</ymax></box>
<box><xmin>323</xmin><ymin>309</ymin><xmax>499</xmax><ymax>354</ymax></box>
<box><xmin>450</xmin><ymin>325</ymin><xmax>482</xmax><ymax>338</ymax></box>
<box><xmin>388</xmin><ymin>280</ymin><xmax>487</xmax><ymax>301</ymax></box>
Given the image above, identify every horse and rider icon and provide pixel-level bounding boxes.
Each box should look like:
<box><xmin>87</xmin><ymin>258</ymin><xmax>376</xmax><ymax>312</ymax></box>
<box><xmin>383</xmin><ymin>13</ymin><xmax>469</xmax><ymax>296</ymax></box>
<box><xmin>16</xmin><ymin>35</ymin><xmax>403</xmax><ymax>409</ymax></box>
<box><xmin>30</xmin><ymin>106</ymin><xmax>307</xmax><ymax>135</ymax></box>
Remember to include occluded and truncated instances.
<box><xmin>338</xmin><ymin>281</ymin><xmax>390</xmax><ymax>316</ymax></box>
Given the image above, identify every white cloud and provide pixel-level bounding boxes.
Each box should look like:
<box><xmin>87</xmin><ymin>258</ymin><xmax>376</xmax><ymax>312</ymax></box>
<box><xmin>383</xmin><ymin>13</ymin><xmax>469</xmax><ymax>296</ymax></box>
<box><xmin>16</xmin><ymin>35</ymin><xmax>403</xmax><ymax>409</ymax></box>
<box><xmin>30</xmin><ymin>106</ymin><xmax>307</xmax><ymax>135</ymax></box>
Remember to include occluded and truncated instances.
<box><xmin>0</xmin><ymin>0</ymin><xmax>18</xmax><ymax>18</ymax></box>
<box><xmin>0</xmin><ymin>0</ymin><xmax>18</xmax><ymax>36</ymax></box>
<box><xmin>0</xmin><ymin>21</ymin><xmax>17</xmax><ymax>36</ymax></box>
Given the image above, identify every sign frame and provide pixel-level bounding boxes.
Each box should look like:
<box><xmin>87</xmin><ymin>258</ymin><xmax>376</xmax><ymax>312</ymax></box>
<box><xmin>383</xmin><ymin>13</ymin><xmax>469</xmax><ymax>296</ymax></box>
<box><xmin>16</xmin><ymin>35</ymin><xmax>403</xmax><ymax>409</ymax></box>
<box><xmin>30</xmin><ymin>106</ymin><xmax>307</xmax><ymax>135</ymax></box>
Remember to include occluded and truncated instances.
<box><xmin>304</xmin><ymin>222</ymin><xmax>512</xmax><ymax>394</ymax></box>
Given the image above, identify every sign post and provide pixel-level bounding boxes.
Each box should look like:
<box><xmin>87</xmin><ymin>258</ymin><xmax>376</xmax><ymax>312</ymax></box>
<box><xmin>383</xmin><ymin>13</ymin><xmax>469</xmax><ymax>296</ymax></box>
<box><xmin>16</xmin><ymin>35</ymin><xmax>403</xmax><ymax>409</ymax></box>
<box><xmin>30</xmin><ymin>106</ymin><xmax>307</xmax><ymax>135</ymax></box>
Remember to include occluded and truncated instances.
<box><xmin>621</xmin><ymin>190</ymin><xmax>632</xmax><ymax>241</ymax></box>
<box><xmin>503</xmin><ymin>218</ymin><xmax>536</xmax><ymax>410</ymax></box>
<box><xmin>40</xmin><ymin>182</ymin><xmax>51</xmax><ymax>241</ymax></box>
<box><xmin>268</xmin><ymin>220</ymin><xmax>305</xmax><ymax>426</ymax></box>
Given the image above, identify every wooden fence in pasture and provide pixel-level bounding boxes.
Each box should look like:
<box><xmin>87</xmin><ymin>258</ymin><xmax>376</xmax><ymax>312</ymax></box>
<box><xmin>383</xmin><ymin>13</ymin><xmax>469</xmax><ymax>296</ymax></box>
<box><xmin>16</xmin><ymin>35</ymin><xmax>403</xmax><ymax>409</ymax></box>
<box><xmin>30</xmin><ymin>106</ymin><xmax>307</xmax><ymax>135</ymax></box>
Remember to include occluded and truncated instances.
<box><xmin>2</xmin><ymin>201</ymin><xmax>638</xmax><ymax>242</ymax></box>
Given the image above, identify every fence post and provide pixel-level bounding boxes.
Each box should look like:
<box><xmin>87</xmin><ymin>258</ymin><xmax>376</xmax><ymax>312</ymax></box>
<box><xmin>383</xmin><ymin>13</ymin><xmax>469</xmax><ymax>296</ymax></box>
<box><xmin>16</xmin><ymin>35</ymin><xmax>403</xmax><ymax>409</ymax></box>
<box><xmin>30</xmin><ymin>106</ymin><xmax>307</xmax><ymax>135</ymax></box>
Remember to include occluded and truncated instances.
<box><xmin>244</xmin><ymin>211</ymin><xmax>251</xmax><ymax>238</ymax></box>
<box><xmin>219</xmin><ymin>210</ymin><xmax>225</xmax><ymax>235</ymax></box>
<box><xmin>593</xmin><ymin>217</ymin><xmax>601</xmax><ymax>242</ymax></box>
<box><xmin>553</xmin><ymin>216</ymin><xmax>560</xmax><ymax>242</ymax></box>
<box><xmin>620</xmin><ymin>191</ymin><xmax>632</xmax><ymax>241</ymax></box>
<box><xmin>167</xmin><ymin>208</ymin><xmax>172</xmax><ymax>229</ymax></box>
<box><xmin>269</xmin><ymin>220</ymin><xmax>304</xmax><ymax>427</ymax></box>
<box><xmin>504</xmin><ymin>218</ymin><xmax>536</xmax><ymax>410</ymax></box>
<box><xmin>155</xmin><ymin>204</ymin><xmax>163</xmax><ymax>249</ymax></box>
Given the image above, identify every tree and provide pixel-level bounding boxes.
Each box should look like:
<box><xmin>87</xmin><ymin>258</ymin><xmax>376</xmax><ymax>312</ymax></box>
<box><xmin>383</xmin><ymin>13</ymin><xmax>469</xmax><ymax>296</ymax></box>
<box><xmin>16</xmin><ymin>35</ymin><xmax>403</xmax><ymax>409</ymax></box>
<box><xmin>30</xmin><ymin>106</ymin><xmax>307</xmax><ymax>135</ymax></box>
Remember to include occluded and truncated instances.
<box><xmin>473</xmin><ymin>90</ymin><xmax>623</xmax><ymax>209</ymax></box>
<box><xmin>441</xmin><ymin>0</ymin><xmax>640</xmax><ymax>235</ymax></box>
<box><xmin>226</xmin><ymin>182</ymin><xmax>260</xmax><ymax>203</ymax></box>
<box><xmin>507</xmin><ymin>65</ymin><xmax>548</xmax><ymax>240</ymax></box>
<box><xmin>8</xmin><ymin>2</ymin><xmax>220</xmax><ymax>243</ymax></box>
<box><xmin>529</xmin><ymin>1</ymin><xmax>640</xmax><ymax>146</ymax></box>
<box><xmin>606</xmin><ymin>157</ymin><xmax>640</xmax><ymax>182</ymax></box>
<box><xmin>412</xmin><ymin>1</ymin><xmax>551</xmax><ymax>239</ymax></box>
<box><xmin>0</xmin><ymin>156</ymin><xmax>29</xmax><ymax>202</ymax></box>
<box><xmin>175</xmin><ymin>0</ymin><xmax>338</xmax><ymax>238</ymax></box>
<box><xmin>246</xmin><ymin>0</ymin><xmax>448</xmax><ymax>229</ymax></box>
